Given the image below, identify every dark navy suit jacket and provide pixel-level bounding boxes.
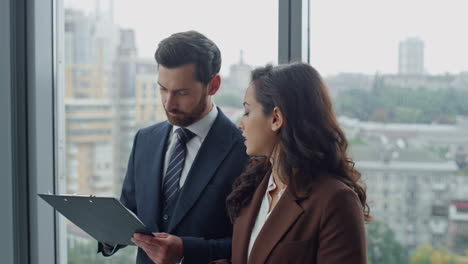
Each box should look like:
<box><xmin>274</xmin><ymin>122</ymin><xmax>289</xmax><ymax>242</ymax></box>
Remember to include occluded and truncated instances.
<box><xmin>107</xmin><ymin>109</ymin><xmax>248</xmax><ymax>264</ymax></box>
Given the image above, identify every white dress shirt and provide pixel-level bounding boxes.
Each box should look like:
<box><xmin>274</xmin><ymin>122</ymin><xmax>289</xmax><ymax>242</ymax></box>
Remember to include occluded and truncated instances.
<box><xmin>247</xmin><ymin>174</ymin><xmax>286</xmax><ymax>259</ymax></box>
<box><xmin>162</xmin><ymin>105</ymin><xmax>218</xmax><ymax>188</ymax></box>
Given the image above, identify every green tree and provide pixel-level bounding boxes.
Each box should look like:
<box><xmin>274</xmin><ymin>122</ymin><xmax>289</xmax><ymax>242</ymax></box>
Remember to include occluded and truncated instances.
<box><xmin>454</xmin><ymin>90</ymin><xmax>468</xmax><ymax>115</ymax></box>
<box><xmin>366</xmin><ymin>220</ymin><xmax>409</xmax><ymax>264</ymax></box>
<box><xmin>335</xmin><ymin>89</ymin><xmax>376</xmax><ymax>120</ymax></box>
<box><xmin>334</xmin><ymin>84</ymin><xmax>464</xmax><ymax>124</ymax></box>
<box><xmin>395</xmin><ymin>106</ymin><xmax>423</xmax><ymax>123</ymax></box>
<box><xmin>409</xmin><ymin>244</ymin><xmax>457</xmax><ymax>264</ymax></box>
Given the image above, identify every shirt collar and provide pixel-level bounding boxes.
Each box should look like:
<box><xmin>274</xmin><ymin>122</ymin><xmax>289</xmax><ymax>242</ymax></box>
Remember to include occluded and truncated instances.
<box><xmin>267</xmin><ymin>174</ymin><xmax>287</xmax><ymax>195</ymax></box>
<box><xmin>172</xmin><ymin>103</ymin><xmax>218</xmax><ymax>141</ymax></box>
<box><xmin>267</xmin><ymin>174</ymin><xmax>276</xmax><ymax>192</ymax></box>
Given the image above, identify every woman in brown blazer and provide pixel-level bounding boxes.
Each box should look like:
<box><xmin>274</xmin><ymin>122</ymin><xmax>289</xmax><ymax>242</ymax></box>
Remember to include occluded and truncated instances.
<box><xmin>213</xmin><ymin>63</ymin><xmax>370</xmax><ymax>264</ymax></box>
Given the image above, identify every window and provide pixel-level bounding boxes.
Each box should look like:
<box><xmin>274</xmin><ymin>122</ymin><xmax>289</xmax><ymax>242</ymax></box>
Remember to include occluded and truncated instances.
<box><xmin>58</xmin><ymin>0</ymin><xmax>278</xmax><ymax>262</ymax></box>
<box><xmin>312</xmin><ymin>0</ymin><xmax>468</xmax><ymax>260</ymax></box>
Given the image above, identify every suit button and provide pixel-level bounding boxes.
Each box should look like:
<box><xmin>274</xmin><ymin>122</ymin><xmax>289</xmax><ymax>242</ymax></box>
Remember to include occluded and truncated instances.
<box><xmin>163</xmin><ymin>214</ymin><xmax>169</xmax><ymax>221</ymax></box>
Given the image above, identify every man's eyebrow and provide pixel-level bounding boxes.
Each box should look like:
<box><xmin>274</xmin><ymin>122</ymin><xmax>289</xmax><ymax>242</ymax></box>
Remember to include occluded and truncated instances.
<box><xmin>243</xmin><ymin>102</ymin><xmax>249</xmax><ymax>106</ymax></box>
<box><xmin>157</xmin><ymin>83</ymin><xmax>189</xmax><ymax>93</ymax></box>
<box><xmin>174</xmin><ymin>88</ymin><xmax>189</xmax><ymax>93</ymax></box>
<box><xmin>157</xmin><ymin>82</ymin><xmax>166</xmax><ymax>89</ymax></box>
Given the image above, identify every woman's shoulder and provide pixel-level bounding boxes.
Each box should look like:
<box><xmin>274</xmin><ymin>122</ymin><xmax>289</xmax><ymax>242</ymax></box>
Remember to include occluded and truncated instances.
<box><xmin>302</xmin><ymin>173</ymin><xmax>361</xmax><ymax>207</ymax></box>
<box><xmin>314</xmin><ymin>173</ymin><xmax>354</xmax><ymax>192</ymax></box>
<box><xmin>290</xmin><ymin>174</ymin><xmax>364</xmax><ymax>231</ymax></box>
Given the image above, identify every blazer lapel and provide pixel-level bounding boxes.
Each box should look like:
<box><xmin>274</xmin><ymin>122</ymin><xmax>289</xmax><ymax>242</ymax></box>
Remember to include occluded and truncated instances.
<box><xmin>247</xmin><ymin>188</ymin><xmax>304</xmax><ymax>264</ymax></box>
<box><xmin>232</xmin><ymin>173</ymin><xmax>269</xmax><ymax>264</ymax></box>
<box><xmin>146</xmin><ymin>122</ymin><xmax>171</xmax><ymax>232</ymax></box>
<box><xmin>168</xmin><ymin>111</ymin><xmax>238</xmax><ymax>232</ymax></box>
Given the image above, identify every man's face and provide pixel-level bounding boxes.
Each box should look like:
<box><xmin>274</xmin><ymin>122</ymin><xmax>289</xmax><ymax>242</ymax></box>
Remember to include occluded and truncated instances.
<box><xmin>158</xmin><ymin>64</ymin><xmax>210</xmax><ymax>127</ymax></box>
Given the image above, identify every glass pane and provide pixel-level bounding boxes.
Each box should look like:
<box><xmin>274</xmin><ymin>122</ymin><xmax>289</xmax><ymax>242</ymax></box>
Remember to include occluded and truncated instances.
<box><xmin>311</xmin><ymin>0</ymin><xmax>468</xmax><ymax>262</ymax></box>
<box><xmin>58</xmin><ymin>0</ymin><xmax>277</xmax><ymax>263</ymax></box>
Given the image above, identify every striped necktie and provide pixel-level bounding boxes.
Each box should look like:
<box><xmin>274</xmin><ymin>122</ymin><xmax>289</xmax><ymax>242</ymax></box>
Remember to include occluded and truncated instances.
<box><xmin>162</xmin><ymin>128</ymin><xmax>196</xmax><ymax>205</ymax></box>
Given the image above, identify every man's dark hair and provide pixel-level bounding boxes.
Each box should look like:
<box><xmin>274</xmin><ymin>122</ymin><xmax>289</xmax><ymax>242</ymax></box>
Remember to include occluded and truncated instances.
<box><xmin>155</xmin><ymin>30</ymin><xmax>222</xmax><ymax>85</ymax></box>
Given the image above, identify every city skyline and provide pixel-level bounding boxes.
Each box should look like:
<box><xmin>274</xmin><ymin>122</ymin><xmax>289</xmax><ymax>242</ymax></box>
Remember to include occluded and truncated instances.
<box><xmin>65</xmin><ymin>0</ymin><xmax>468</xmax><ymax>76</ymax></box>
<box><xmin>64</xmin><ymin>0</ymin><xmax>278</xmax><ymax>76</ymax></box>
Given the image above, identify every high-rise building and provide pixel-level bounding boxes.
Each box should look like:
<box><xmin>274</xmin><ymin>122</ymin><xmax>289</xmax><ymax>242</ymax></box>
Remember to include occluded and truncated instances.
<box><xmin>64</xmin><ymin>6</ymin><xmax>120</xmax><ymax>197</ymax></box>
<box><xmin>340</xmin><ymin>117</ymin><xmax>468</xmax><ymax>252</ymax></box>
<box><xmin>214</xmin><ymin>50</ymin><xmax>252</xmax><ymax>118</ymax></box>
<box><xmin>62</xmin><ymin>2</ymin><xmax>125</xmax><ymax>257</ymax></box>
<box><xmin>399</xmin><ymin>37</ymin><xmax>425</xmax><ymax>75</ymax></box>
<box><xmin>352</xmin><ymin>144</ymin><xmax>458</xmax><ymax>250</ymax></box>
<box><xmin>65</xmin><ymin>100</ymin><xmax>115</xmax><ymax>196</ymax></box>
<box><xmin>116</xmin><ymin>29</ymin><xmax>138</xmax><ymax>99</ymax></box>
<box><xmin>221</xmin><ymin>50</ymin><xmax>252</xmax><ymax>93</ymax></box>
<box><xmin>114</xmin><ymin>57</ymin><xmax>163</xmax><ymax>188</ymax></box>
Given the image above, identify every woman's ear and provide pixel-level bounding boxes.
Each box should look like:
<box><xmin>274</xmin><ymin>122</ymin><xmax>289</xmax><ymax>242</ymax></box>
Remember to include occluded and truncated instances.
<box><xmin>270</xmin><ymin>106</ymin><xmax>284</xmax><ymax>132</ymax></box>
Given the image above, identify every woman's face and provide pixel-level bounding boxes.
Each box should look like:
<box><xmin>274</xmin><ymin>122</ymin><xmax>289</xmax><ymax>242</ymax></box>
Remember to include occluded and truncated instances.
<box><xmin>238</xmin><ymin>84</ymin><xmax>278</xmax><ymax>156</ymax></box>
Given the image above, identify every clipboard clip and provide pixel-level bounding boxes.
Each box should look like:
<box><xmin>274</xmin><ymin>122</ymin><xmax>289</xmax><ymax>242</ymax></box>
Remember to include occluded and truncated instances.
<box><xmin>71</xmin><ymin>193</ymin><xmax>96</xmax><ymax>198</ymax></box>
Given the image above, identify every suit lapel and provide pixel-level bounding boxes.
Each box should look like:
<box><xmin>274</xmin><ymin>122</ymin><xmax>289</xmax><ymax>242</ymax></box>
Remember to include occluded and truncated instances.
<box><xmin>168</xmin><ymin>111</ymin><xmax>237</xmax><ymax>232</ymax></box>
<box><xmin>232</xmin><ymin>172</ymin><xmax>269</xmax><ymax>264</ymax></box>
<box><xmin>247</xmin><ymin>187</ymin><xmax>304</xmax><ymax>264</ymax></box>
<box><xmin>146</xmin><ymin>122</ymin><xmax>172</xmax><ymax>232</ymax></box>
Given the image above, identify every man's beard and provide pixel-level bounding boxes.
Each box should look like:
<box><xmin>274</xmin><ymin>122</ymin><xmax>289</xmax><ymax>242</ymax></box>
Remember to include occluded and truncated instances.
<box><xmin>165</xmin><ymin>95</ymin><xmax>208</xmax><ymax>127</ymax></box>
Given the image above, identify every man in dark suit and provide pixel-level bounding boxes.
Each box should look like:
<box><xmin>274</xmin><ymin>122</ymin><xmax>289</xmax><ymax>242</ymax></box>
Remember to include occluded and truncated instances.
<box><xmin>98</xmin><ymin>30</ymin><xmax>248</xmax><ymax>264</ymax></box>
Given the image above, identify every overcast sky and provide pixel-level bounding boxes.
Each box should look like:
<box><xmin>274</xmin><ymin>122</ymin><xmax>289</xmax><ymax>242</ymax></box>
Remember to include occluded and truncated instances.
<box><xmin>311</xmin><ymin>0</ymin><xmax>468</xmax><ymax>75</ymax></box>
<box><xmin>65</xmin><ymin>0</ymin><xmax>468</xmax><ymax>76</ymax></box>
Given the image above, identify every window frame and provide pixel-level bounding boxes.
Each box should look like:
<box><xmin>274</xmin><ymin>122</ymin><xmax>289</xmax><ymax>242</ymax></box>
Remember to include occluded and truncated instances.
<box><xmin>2</xmin><ymin>0</ymin><xmax>310</xmax><ymax>263</ymax></box>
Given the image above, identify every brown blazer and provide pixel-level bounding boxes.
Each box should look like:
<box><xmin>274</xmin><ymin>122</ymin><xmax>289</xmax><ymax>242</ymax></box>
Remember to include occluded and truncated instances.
<box><xmin>213</xmin><ymin>173</ymin><xmax>367</xmax><ymax>264</ymax></box>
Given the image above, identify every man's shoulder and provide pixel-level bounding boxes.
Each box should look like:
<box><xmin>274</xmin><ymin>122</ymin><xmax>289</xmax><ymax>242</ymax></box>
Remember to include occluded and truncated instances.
<box><xmin>213</xmin><ymin>109</ymin><xmax>244</xmax><ymax>141</ymax></box>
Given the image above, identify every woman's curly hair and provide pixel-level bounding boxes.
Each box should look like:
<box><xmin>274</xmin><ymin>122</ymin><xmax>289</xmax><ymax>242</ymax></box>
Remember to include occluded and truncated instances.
<box><xmin>226</xmin><ymin>63</ymin><xmax>371</xmax><ymax>223</ymax></box>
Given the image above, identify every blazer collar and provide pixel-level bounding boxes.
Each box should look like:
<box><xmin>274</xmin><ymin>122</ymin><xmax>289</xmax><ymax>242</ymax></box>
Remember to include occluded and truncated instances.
<box><xmin>146</xmin><ymin>121</ymin><xmax>172</xmax><ymax>231</ymax></box>
<box><xmin>233</xmin><ymin>172</ymin><xmax>305</xmax><ymax>264</ymax></box>
<box><xmin>232</xmin><ymin>173</ymin><xmax>269</xmax><ymax>264</ymax></box>
<box><xmin>168</xmin><ymin>108</ymin><xmax>239</xmax><ymax>232</ymax></box>
<box><xmin>248</xmin><ymin>189</ymin><xmax>304</xmax><ymax>264</ymax></box>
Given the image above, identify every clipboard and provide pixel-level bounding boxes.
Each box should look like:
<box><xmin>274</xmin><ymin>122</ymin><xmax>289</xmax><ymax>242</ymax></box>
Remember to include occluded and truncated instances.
<box><xmin>38</xmin><ymin>194</ymin><xmax>153</xmax><ymax>245</ymax></box>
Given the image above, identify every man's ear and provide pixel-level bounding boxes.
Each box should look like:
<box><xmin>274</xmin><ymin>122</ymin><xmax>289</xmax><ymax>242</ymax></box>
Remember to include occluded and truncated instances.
<box><xmin>208</xmin><ymin>74</ymin><xmax>221</xmax><ymax>96</ymax></box>
<box><xmin>271</xmin><ymin>106</ymin><xmax>284</xmax><ymax>132</ymax></box>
